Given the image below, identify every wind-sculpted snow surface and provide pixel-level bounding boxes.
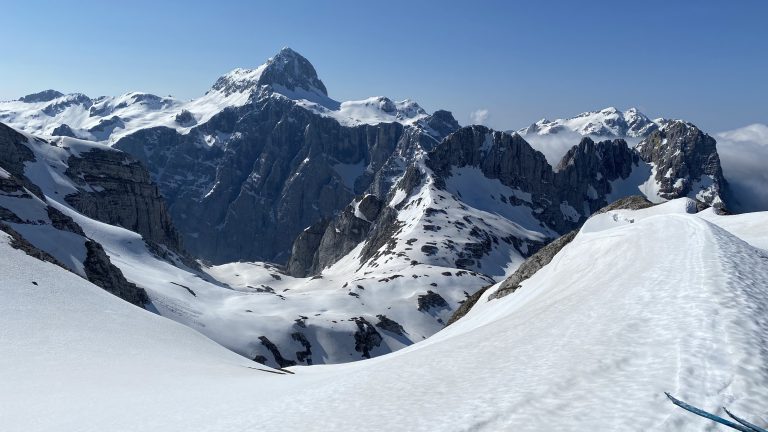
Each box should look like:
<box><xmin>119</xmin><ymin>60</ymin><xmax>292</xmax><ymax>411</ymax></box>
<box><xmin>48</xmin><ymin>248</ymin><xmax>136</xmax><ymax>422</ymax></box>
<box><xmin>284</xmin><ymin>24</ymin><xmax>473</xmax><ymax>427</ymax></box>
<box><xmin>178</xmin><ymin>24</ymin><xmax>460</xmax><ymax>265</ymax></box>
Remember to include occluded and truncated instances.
<box><xmin>3</xmin><ymin>199</ymin><xmax>767</xmax><ymax>431</ymax></box>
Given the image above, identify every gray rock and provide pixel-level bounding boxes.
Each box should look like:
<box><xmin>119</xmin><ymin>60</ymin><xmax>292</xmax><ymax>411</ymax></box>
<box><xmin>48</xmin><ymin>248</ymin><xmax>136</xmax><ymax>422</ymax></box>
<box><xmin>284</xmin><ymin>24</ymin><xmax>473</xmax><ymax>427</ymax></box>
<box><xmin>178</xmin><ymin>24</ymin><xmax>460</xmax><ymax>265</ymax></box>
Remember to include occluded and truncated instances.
<box><xmin>637</xmin><ymin>120</ymin><xmax>727</xmax><ymax>208</ymax></box>
<box><xmin>286</xmin><ymin>218</ymin><xmax>330</xmax><ymax>277</ymax></box>
<box><xmin>174</xmin><ymin>109</ymin><xmax>196</xmax><ymax>126</ymax></box>
<box><xmin>51</xmin><ymin>123</ymin><xmax>78</xmax><ymax>138</ymax></box>
<box><xmin>83</xmin><ymin>240</ymin><xmax>149</xmax><ymax>307</ymax></box>
<box><xmin>352</xmin><ymin>317</ymin><xmax>383</xmax><ymax>359</ymax></box>
<box><xmin>42</xmin><ymin>93</ymin><xmax>92</xmax><ymax>117</ymax></box>
<box><xmin>375</xmin><ymin>314</ymin><xmax>405</xmax><ymax>336</ymax></box>
<box><xmin>257</xmin><ymin>336</ymin><xmax>296</xmax><ymax>368</ymax></box>
<box><xmin>19</xmin><ymin>89</ymin><xmax>64</xmax><ymax>103</ymax></box>
<box><xmin>417</xmin><ymin>290</ymin><xmax>449</xmax><ymax>312</ymax></box>
<box><xmin>63</xmin><ymin>148</ymin><xmax>183</xmax><ymax>252</ymax></box>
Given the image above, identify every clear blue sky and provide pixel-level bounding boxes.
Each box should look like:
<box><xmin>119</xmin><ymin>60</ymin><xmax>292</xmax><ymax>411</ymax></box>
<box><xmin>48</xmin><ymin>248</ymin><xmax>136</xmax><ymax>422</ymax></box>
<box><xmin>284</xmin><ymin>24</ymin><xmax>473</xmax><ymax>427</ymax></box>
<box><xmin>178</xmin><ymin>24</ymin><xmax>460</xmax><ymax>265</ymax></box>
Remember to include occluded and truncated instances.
<box><xmin>2</xmin><ymin>0</ymin><xmax>766</xmax><ymax>132</ymax></box>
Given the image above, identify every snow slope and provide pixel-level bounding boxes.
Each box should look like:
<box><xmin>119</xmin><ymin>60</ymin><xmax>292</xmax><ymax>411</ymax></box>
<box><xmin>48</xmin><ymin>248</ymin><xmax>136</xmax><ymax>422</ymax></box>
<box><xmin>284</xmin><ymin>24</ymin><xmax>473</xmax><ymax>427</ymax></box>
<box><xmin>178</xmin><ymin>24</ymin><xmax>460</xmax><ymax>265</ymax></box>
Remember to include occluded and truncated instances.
<box><xmin>3</xmin><ymin>199</ymin><xmax>767</xmax><ymax>431</ymax></box>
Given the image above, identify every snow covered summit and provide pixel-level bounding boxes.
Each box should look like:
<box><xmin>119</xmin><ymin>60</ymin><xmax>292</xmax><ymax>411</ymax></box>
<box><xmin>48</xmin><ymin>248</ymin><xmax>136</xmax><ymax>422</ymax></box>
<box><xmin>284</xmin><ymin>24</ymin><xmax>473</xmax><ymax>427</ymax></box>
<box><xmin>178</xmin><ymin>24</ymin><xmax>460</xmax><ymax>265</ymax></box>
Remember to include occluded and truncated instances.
<box><xmin>517</xmin><ymin>106</ymin><xmax>658</xmax><ymax>138</ymax></box>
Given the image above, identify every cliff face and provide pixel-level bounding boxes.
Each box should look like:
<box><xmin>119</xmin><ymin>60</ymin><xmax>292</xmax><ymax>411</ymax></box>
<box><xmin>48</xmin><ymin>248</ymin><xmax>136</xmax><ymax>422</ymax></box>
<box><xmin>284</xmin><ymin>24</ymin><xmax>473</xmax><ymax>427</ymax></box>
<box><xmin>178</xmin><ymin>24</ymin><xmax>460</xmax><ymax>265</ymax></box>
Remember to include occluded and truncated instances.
<box><xmin>0</xmin><ymin>124</ymin><xmax>150</xmax><ymax>306</ymax></box>
<box><xmin>287</xmin><ymin>123</ymin><xmax>731</xmax><ymax>278</ymax></box>
<box><xmin>637</xmin><ymin>120</ymin><xmax>727</xmax><ymax>208</ymax></box>
<box><xmin>64</xmin><ymin>148</ymin><xmax>183</xmax><ymax>252</ymax></box>
<box><xmin>115</xmin><ymin>96</ymin><xmax>457</xmax><ymax>264</ymax></box>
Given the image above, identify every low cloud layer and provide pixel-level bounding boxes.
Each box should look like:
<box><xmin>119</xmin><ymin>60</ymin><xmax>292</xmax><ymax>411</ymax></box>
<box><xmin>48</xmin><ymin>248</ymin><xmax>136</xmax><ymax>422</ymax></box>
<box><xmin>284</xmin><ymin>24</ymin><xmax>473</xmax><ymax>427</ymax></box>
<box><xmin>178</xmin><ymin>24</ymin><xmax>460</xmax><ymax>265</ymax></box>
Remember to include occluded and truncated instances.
<box><xmin>715</xmin><ymin>124</ymin><xmax>768</xmax><ymax>212</ymax></box>
<box><xmin>521</xmin><ymin>130</ymin><xmax>586</xmax><ymax>166</ymax></box>
<box><xmin>521</xmin><ymin>131</ymin><xmax>642</xmax><ymax>168</ymax></box>
<box><xmin>470</xmin><ymin>109</ymin><xmax>490</xmax><ymax>125</ymax></box>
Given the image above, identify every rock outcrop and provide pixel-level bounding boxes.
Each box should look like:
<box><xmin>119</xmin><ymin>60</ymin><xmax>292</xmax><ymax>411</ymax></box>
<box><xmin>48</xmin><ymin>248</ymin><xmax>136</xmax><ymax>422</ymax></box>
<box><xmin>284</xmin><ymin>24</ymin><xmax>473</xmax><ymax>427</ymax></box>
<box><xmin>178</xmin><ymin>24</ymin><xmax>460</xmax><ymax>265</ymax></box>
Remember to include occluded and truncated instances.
<box><xmin>19</xmin><ymin>89</ymin><xmax>64</xmax><ymax>103</ymax></box>
<box><xmin>83</xmin><ymin>240</ymin><xmax>149</xmax><ymax>307</ymax></box>
<box><xmin>637</xmin><ymin>120</ymin><xmax>726</xmax><ymax>208</ymax></box>
<box><xmin>64</xmin><ymin>148</ymin><xmax>183</xmax><ymax>252</ymax></box>
<box><xmin>554</xmin><ymin>137</ymin><xmax>640</xmax><ymax>216</ymax></box>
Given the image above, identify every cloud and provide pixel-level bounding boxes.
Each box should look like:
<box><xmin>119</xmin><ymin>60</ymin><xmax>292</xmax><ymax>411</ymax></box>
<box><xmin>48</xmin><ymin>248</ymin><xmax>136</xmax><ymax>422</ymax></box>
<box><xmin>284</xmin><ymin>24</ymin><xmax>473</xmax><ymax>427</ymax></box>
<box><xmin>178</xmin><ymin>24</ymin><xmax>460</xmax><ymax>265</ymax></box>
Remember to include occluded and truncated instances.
<box><xmin>714</xmin><ymin>124</ymin><xmax>768</xmax><ymax>212</ymax></box>
<box><xmin>469</xmin><ymin>109</ymin><xmax>490</xmax><ymax>125</ymax></box>
<box><xmin>521</xmin><ymin>130</ymin><xmax>585</xmax><ymax>166</ymax></box>
<box><xmin>521</xmin><ymin>131</ymin><xmax>643</xmax><ymax>167</ymax></box>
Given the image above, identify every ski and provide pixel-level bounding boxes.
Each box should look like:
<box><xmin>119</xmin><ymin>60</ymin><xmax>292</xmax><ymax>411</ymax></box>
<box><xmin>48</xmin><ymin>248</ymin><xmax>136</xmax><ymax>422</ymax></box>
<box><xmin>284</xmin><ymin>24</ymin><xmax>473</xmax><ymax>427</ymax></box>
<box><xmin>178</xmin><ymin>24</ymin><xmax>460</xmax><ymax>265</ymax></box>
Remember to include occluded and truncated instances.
<box><xmin>724</xmin><ymin>407</ymin><xmax>768</xmax><ymax>432</ymax></box>
<box><xmin>665</xmin><ymin>393</ymin><xmax>757</xmax><ymax>432</ymax></box>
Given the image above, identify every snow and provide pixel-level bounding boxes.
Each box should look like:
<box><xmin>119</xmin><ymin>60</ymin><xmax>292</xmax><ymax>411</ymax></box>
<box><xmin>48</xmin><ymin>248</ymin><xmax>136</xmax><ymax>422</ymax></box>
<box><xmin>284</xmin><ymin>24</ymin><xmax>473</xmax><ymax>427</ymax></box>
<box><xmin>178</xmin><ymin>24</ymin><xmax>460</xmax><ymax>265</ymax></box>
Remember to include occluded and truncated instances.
<box><xmin>1</xmin><ymin>62</ymin><xmax>434</xmax><ymax>145</ymax></box>
<box><xmin>3</xmin><ymin>199</ymin><xmax>767</xmax><ymax>431</ymax></box>
<box><xmin>295</xmin><ymin>96</ymin><xmax>430</xmax><ymax>127</ymax></box>
<box><xmin>697</xmin><ymin>207</ymin><xmax>768</xmax><ymax>251</ymax></box>
<box><xmin>605</xmin><ymin>159</ymin><xmax>660</xmax><ymax>203</ymax></box>
<box><xmin>518</xmin><ymin>106</ymin><xmax>656</xmax><ymax>138</ymax></box>
<box><xmin>559</xmin><ymin>201</ymin><xmax>581</xmax><ymax>222</ymax></box>
<box><xmin>444</xmin><ymin>166</ymin><xmax>543</xmax><ymax>232</ymax></box>
<box><xmin>11</xmin><ymin>127</ymin><xmax>498</xmax><ymax>367</ymax></box>
<box><xmin>7</xmin><ymin>223</ymin><xmax>87</xmax><ymax>276</ymax></box>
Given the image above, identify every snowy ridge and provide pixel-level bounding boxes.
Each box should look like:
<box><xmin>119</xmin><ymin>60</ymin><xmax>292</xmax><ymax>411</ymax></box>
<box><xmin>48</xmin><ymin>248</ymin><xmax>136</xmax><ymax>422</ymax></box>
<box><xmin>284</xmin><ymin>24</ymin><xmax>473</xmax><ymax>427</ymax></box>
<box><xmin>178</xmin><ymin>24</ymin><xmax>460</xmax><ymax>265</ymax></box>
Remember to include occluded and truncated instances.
<box><xmin>3</xmin><ymin>199</ymin><xmax>767</xmax><ymax>431</ymax></box>
<box><xmin>516</xmin><ymin>106</ymin><xmax>658</xmax><ymax>138</ymax></box>
<box><xmin>0</xmin><ymin>48</ymin><xmax>443</xmax><ymax>144</ymax></box>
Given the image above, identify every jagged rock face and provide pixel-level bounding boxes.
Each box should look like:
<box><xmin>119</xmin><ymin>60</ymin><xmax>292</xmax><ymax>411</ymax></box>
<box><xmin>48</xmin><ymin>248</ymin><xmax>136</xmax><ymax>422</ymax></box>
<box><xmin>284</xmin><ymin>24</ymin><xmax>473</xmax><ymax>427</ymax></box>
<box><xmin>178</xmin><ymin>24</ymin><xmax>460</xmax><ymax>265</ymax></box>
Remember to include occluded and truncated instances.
<box><xmin>0</xmin><ymin>147</ymin><xmax>149</xmax><ymax>306</ymax></box>
<box><xmin>64</xmin><ymin>148</ymin><xmax>183</xmax><ymax>252</ymax></box>
<box><xmin>258</xmin><ymin>47</ymin><xmax>328</xmax><ymax>95</ymax></box>
<box><xmin>427</xmin><ymin>126</ymin><xmax>575</xmax><ymax>232</ymax></box>
<box><xmin>554</xmin><ymin>137</ymin><xmax>640</xmax><ymax>214</ymax></box>
<box><xmin>637</xmin><ymin>121</ymin><xmax>726</xmax><ymax>207</ymax></box>
<box><xmin>0</xmin><ymin>123</ymin><xmax>35</xmax><ymax>179</ymax></box>
<box><xmin>429</xmin><ymin>126</ymin><xmax>554</xmax><ymax>196</ymax></box>
<box><xmin>19</xmin><ymin>89</ymin><xmax>64</xmax><ymax>103</ymax></box>
<box><xmin>114</xmin><ymin>95</ymin><xmax>443</xmax><ymax>264</ymax></box>
<box><xmin>312</xmin><ymin>195</ymin><xmax>383</xmax><ymax>272</ymax></box>
<box><xmin>286</xmin><ymin>218</ymin><xmax>330</xmax><ymax>277</ymax></box>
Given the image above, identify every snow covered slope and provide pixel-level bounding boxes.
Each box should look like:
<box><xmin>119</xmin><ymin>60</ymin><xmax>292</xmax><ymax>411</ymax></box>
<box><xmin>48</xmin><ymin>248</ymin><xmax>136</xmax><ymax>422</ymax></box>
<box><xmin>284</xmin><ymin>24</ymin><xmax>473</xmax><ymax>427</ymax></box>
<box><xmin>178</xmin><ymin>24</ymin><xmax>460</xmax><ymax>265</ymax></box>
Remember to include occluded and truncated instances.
<box><xmin>0</xmin><ymin>121</ymin><xmax>504</xmax><ymax>367</ymax></box>
<box><xmin>4</xmin><ymin>199</ymin><xmax>767</xmax><ymax>431</ymax></box>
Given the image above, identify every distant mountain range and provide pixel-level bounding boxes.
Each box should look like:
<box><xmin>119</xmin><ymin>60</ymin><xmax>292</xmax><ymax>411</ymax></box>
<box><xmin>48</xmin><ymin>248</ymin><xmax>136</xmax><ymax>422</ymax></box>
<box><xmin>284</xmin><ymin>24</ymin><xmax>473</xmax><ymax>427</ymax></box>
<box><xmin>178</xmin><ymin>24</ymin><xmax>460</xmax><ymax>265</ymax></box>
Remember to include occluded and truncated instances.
<box><xmin>0</xmin><ymin>47</ymin><xmax>759</xmax><ymax>369</ymax></box>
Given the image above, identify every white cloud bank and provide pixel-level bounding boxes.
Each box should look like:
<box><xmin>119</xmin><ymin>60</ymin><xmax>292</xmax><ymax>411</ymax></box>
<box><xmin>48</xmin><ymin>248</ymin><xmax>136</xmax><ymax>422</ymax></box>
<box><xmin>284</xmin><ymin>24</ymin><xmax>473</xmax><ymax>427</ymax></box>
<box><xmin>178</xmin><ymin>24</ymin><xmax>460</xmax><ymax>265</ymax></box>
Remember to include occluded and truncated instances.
<box><xmin>470</xmin><ymin>109</ymin><xmax>489</xmax><ymax>125</ymax></box>
<box><xmin>521</xmin><ymin>130</ymin><xmax>642</xmax><ymax>168</ymax></box>
<box><xmin>715</xmin><ymin>123</ymin><xmax>768</xmax><ymax>212</ymax></box>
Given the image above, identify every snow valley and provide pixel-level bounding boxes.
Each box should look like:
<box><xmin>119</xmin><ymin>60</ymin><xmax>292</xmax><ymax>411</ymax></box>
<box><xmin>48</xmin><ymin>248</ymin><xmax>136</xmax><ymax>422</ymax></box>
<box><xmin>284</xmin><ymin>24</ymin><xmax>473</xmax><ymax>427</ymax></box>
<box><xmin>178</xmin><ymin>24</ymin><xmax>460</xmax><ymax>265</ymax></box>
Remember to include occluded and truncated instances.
<box><xmin>1</xmin><ymin>48</ymin><xmax>767</xmax><ymax>431</ymax></box>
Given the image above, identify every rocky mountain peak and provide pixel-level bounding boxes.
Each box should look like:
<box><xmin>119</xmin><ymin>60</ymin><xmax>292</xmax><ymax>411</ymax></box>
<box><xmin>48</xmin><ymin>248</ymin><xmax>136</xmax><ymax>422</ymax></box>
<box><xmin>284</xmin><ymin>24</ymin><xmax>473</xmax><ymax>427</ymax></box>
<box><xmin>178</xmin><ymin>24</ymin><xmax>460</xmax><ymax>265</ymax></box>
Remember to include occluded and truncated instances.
<box><xmin>260</xmin><ymin>47</ymin><xmax>328</xmax><ymax>96</ymax></box>
<box><xmin>210</xmin><ymin>47</ymin><xmax>328</xmax><ymax>98</ymax></box>
<box><xmin>19</xmin><ymin>89</ymin><xmax>64</xmax><ymax>103</ymax></box>
<box><xmin>637</xmin><ymin>120</ymin><xmax>726</xmax><ymax>208</ymax></box>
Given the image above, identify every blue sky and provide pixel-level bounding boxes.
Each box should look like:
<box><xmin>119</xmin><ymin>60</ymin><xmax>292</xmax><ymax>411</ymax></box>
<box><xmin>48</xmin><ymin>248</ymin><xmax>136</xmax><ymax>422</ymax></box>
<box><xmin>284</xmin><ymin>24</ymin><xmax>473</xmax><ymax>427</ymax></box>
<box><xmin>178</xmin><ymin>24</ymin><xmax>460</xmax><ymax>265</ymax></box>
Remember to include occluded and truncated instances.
<box><xmin>2</xmin><ymin>0</ymin><xmax>766</xmax><ymax>132</ymax></box>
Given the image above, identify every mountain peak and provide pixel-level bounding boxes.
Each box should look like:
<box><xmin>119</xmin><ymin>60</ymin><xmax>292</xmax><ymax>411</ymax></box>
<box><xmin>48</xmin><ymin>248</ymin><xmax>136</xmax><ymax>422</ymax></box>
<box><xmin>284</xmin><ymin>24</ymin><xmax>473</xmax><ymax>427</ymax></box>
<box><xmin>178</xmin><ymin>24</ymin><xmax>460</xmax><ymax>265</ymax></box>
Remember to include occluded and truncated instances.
<box><xmin>518</xmin><ymin>107</ymin><xmax>657</xmax><ymax>138</ymax></box>
<box><xmin>261</xmin><ymin>47</ymin><xmax>327</xmax><ymax>96</ymax></box>
<box><xmin>210</xmin><ymin>47</ymin><xmax>328</xmax><ymax>98</ymax></box>
<box><xmin>19</xmin><ymin>89</ymin><xmax>64</xmax><ymax>103</ymax></box>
